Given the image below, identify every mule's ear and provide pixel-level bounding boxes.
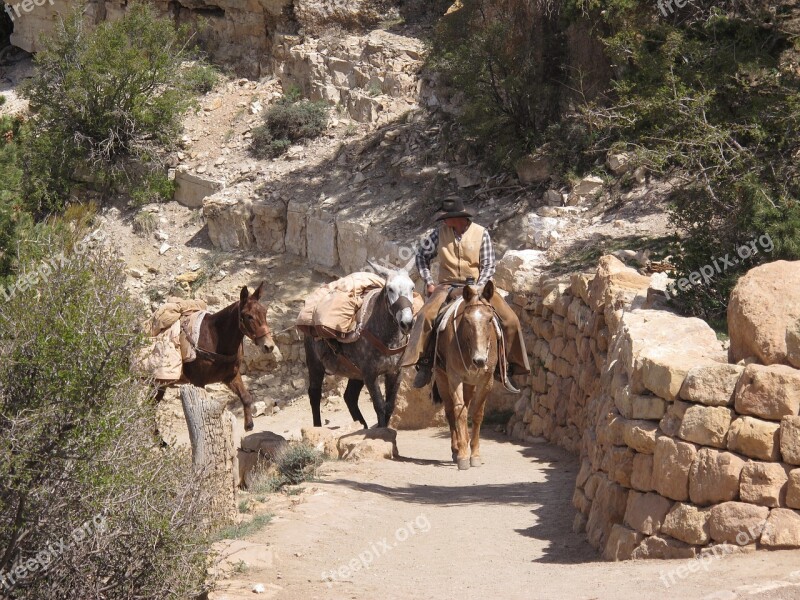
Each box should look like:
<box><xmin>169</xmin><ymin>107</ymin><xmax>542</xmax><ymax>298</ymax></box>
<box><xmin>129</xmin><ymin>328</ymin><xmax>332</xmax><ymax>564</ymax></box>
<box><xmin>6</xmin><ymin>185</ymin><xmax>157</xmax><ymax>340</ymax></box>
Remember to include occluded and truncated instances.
<box><xmin>463</xmin><ymin>284</ymin><xmax>476</xmax><ymax>302</ymax></box>
<box><xmin>482</xmin><ymin>280</ymin><xmax>495</xmax><ymax>301</ymax></box>
<box><xmin>240</xmin><ymin>285</ymin><xmax>249</xmax><ymax>305</ymax></box>
<box><xmin>252</xmin><ymin>281</ymin><xmax>265</xmax><ymax>301</ymax></box>
<box><xmin>367</xmin><ymin>259</ymin><xmax>391</xmax><ymax>280</ymax></box>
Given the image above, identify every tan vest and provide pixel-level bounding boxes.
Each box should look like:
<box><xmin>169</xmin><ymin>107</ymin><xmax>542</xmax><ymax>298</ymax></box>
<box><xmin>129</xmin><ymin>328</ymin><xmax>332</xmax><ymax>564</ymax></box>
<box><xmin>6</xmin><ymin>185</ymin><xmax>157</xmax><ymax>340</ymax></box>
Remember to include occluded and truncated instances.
<box><xmin>437</xmin><ymin>222</ymin><xmax>485</xmax><ymax>284</ymax></box>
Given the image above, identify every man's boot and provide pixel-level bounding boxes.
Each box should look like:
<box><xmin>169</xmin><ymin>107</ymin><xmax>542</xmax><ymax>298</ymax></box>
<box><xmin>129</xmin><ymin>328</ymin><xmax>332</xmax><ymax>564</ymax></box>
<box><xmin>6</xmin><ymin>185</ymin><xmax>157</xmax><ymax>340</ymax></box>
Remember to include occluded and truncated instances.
<box><xmin>413</xmin><ymin>358</ymin><xmax>433</xmax><ymax>388</ymax></box>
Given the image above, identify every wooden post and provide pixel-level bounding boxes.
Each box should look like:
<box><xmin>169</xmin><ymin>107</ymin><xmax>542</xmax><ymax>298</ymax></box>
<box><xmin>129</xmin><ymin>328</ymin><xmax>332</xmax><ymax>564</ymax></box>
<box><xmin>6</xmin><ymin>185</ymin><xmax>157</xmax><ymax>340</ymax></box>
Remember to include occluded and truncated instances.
<box><xmin>180</xmin><ymin>384</ymin><xmax>237</xmax><ymax>523</ymax></box>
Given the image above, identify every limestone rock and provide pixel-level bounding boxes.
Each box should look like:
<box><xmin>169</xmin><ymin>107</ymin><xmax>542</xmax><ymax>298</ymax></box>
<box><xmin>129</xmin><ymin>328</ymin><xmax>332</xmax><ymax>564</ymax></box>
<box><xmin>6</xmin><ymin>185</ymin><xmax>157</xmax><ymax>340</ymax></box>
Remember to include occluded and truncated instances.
<box><xmin>708</xmin><ymin>501</ymin><xmax>769</xmax><ymax>545</ymax></box>
<box><xmin>623</xmin><ymin>420</ymin><xmax>658</xmax><ymax>454</ymax></box>
<box><xmin>494</xmin><ymin>249</ymin><xmax>548</xmax><ymax>294</ymax></box>
<box><xmin>734</xmin><ymin>363</ymin><xmax>800</xmax><ymax>421</ymax></box>
<box><xmin>204</xmin><ymin>193</ymin><xmax>255</xmax><ymax>251</ymax></box>
<box><xmin>783</xmin><ymin>417</ymin><xmax>800</xmax><ymax>466</ymax></box>
<box><xmin>587</xmin><ymin>257</ymin><xmax>650</xmax><ymax>313</ymax></box>
<box><xmin>586</xmin><ymin>474</ymin><xmax>629</xmax><ymax>550</ymax></box>
<box><xmin>678</xmin><ymin>405</ymin><xmax>734</xmax><ymax>449</ymax></box>
<box><xmin>788</xmin><ymin>470</ymin><xmax>800</xmax><ymax>509</ymax></box>
<box><xmin>602</xmin><ymin>524</ymin><xmax>644</xmax><ymax>561</ymax></box>
<box><xmin>679</xmin><ymin>363</ymin><xmax>743</xmax><ymax>406</ymax></box>
<box><xmin>630</xmin><ymin>535</ymin><xmax>697</xmax><ymax>560</ymax></box>
<box><xmin>567</xmin><ymin>175</ymin><xmax>604</xmax><ymax>205</ymax></box>
<box><xmin>607</xmin><ymin>152</ymin><xmax>631</xmax><ymax>175</ymax></box>
<box><xmin>739</xmin><ymin>461</ymin><xmax>790</xmax><ymax>507</ymax></box>
<box><xmin>728</xmin><ymin>260</ymin><xmax>800</xmax><ymax>365</ymax></box>
<box><xmin>241</xmin><ymin>431</ymin><xmax>287</xmax><ymax>457</ymax></box>
<box><xmin>788</xmin><ymin>319</ymin><xmax>800</xmax><ymax>369</ymax></box>
<box><xmin>688</xmin><ymin>448</ymin><xmax>745</xmax><ymax>506</ymax></box>
<box><xmin>252</xmin><ymin>197</ymin><xmax>287</xmax><ymax>254</ymax></box>
<box><xmin>337</xmin><ymin>427</ymin><xmax>398</xmax><ymax>461</ymax></box>
<box><xmin>727</xmin><ymin>416</ymin><xmax>781</xmax><ymax>461</ymax></box>
<box><xmin>631</xmin><ymin>453</ymin><xmax>655</xmax><ymax>492</ymax></box>
<box><xmin>390</xmin><ymin>371</ymin><xmax>447</xmax><ymax>430</ymax></box>
<box><xmin>659</xmin><ymin>399</ymin><xmax>691</xmax><ymax>437</ymax></box>
<box><xmin>662</xmin><ymin>502</ymin><xmax>711</xmax><ymax>545</ymax></box>
<box><xmin>515</xmin><ymin>153</ymin><xmax>553</xmax><ymax>184</ymax></box>
<box><xmin>301</xmin><ymin>425</ymin><xmax>360</xmax><ymax>459</ymax></box>
<box><xmin>175</xmin><ymin>170</ymin><xmax>224</xmax><ymax>209</ymax></box>
<box><xmin>623</xmin><ymin>491</ymin><xmax>673</xmax><ymax>535</ymax></box>
<box><xmin>760</xmin><ymin>508</ymin><xmax>800</xmax><ymax>549</ymax></box>
<box><xmin>653</xmin><ymin>436</ymin><xmax>697</xmax><ymax>501</ymax></box>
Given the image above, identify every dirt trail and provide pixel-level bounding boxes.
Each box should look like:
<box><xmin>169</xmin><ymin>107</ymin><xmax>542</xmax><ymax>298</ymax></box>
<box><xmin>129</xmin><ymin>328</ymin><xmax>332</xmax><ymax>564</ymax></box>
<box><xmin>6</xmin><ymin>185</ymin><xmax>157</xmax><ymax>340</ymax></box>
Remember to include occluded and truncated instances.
<box><xmin>213</xmin><ymin>397</ymin><xmax>800</xmax><ymax>600</ymax></box>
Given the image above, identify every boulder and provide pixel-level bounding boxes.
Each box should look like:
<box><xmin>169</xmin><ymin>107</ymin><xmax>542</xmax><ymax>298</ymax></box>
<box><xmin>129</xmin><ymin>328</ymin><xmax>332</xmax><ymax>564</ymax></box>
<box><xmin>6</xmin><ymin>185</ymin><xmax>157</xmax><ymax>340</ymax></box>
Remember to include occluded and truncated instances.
<box><xmin>251</xmin><ymin>196</ymin><xmax>287</xmax><ymax>253</ymax></box>
<box><xmin>784</xmin><ymin>416</ymin><xmax>800</xmax><ymax>466</ymax></box>
<box><xmin>788</xmin><ymin>319</ymin><xmax>800</xmax><ymax>369</ymax></box>
<box><xmin>623</xmin><ymin>491</ymin><xmax>673</xmax><ymax>535</ymax></box>
<box><xmin>515</xmin><ymin>154</ymin><xmax>553</xmax><ymax>184</ymax></box>
<box><xmin>241</xmin><ymin>431</ymin><xmax>288</xmax><ymax>457</ymax></box>
<box><xmin>174</xmin><ymin>170</ymin><xmax>224</xmax><ymax>209</ymax></box>
<box><xmin>567</xmin><ymin>175</ymin><xmax>604</xmax><ymax>205</ymax></box>
<box><xmin>587</xmin><ymin>256</ymin><xmax>651</xmax><ymax>313</ymax></box>
<box><xmin>525</xmin><ymin>214</ymin><xmax>566</xmax><ymax>250</ymax></box>
<box><xmin>494</xmin><ymin>249</ymin><xmax>548</xmax><ymax>294</ymax></box>
<box><xmin>653</xmin><ymin>436</ymin><xmax>697</xmax><ymax>501</ymax></box>
<box><xmin>688</xmin><ymin>448</ymin><xmax>745</xmax><ymax>506</ymax></box>
<box><xmin>727</xmin><ymin>416</ymin><xmax>781</xmax><ymax>461</ymax></box>
<box><xmin>708</xmin><ymin>502</ymin><xmax>769</xmax><ymax>545</ymax></box>
<box><xmin>739</xmin><ymin>461</ymin><xmax>790</xmax><ymax>507</ymax></box>
<box><xmin>728</xmin><ymin>260</ymin><xmax>800</xmax><ymax>365</ymax></box>
<box><xmin>679</xmin><ymin>364</ymin><xmax>743</xmax><ymax>406</ymax></box>
<box><xmin>733</xmin><ymin>363</ymin><xmax>800</xmax><ymax>421</ymax></box>
<box><xmin>607</xmin><ymin>152</ymin><xmax>631</xmax><ymax>175</ymax></box>
<box><xmin>661</xmin><ymin>502</ymin><xmax>711</xmax><ymax>545</ymax></box>
<box><xmin>759</xmin><ymin>508</ymin><xmax>800</xmax><ymax>549</ymax></box>
<box><xmin>204</xmin><ymin>194</ymin><xmax>255</xmax><ymax>251</ymax></box>
<box><xmin>301</xmin><ymin>424</ymin><xmax>361</xmax><ymax>459</ymax></box>
<box><xmin>678</xmin><ymin>405</ymin><xmax>734</xmax><ymax>448</ymax></box>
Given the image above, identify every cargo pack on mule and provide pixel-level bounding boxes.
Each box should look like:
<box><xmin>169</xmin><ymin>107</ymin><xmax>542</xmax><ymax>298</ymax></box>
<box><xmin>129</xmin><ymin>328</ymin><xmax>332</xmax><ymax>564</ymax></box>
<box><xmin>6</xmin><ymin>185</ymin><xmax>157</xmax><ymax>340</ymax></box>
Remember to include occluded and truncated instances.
<box><xmin>296</xmin><ymin>265</ymin><xmax>422</xmax><ymax>428</ymax></box>
<box><xmin>134</xmin><ymin>283</ymin><xmax>275</xmax><ymax>431</ymax></box>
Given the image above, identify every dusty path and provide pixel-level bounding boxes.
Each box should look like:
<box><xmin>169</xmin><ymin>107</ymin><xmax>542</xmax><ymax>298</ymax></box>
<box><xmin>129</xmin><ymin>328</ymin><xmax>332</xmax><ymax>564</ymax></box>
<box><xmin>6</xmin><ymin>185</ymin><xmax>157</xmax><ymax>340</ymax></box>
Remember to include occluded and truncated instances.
<box><xmin>212</xmin><ymin>397</ymin><xmax>800</xmax><ymax>600</ymax></box>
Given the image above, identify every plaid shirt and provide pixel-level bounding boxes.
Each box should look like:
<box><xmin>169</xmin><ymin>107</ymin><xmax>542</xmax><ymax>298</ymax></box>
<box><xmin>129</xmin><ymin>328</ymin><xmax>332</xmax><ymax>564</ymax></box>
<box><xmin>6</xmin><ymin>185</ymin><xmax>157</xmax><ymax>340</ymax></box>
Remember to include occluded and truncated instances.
<box><xmin>415</xmin><ymin>225</ymin><xmax>496</xmax><ymax>287</ymax></box>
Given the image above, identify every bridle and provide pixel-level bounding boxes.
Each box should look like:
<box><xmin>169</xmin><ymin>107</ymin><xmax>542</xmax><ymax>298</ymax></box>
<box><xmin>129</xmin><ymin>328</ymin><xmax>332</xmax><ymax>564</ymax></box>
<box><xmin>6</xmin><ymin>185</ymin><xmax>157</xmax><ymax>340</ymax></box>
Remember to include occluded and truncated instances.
<box><xmin>192</xmin><ymin>301</ymin><xmax>271</xmax><ymax>363</ymax></box>
<box><xmin>451</xmin><ymin>299</ymin><xmax>496</xmax><ymax>374</ymax></box>
<box><xmin>359</xmin><ymin>286</ymin><xmax>413</xmax><ymax>356</ymax></box>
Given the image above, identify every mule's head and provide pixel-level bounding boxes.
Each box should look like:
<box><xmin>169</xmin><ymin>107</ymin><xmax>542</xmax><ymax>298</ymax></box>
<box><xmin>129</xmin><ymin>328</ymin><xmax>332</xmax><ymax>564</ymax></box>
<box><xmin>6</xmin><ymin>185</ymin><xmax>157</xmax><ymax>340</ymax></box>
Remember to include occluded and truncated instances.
<box><xmin>239</xmin><ymin>282</ymin><xmax>275</xmax><ymax>353</ymax></box>
<box><xmin>460</xmin><ymin>281</ymin><xmax>497</xmax><ymax>371</ymax></box>
<box><xmin>368</xmin><ymin>261</ymin><xmax>415</xmax><ymax>334</ymax></box>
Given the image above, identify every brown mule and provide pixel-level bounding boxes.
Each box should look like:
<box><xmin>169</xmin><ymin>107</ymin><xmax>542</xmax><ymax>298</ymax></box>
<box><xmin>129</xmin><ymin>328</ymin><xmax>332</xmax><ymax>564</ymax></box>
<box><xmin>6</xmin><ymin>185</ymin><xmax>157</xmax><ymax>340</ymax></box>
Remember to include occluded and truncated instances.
<box><xmin>155</xmin><ymin>282</ymin><xmax>275</xmax><ymax>431</ymax></box>
<box><xmin>433</xmin><ymin>281</ymin><xmax>498</xmax><ymax>470</ymax></box>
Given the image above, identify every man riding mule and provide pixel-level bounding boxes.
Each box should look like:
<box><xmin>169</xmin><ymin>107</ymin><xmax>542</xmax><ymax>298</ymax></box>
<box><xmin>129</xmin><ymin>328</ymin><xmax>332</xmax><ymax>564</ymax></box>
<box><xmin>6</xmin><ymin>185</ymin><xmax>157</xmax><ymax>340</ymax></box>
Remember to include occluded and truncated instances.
<box><xmin>401</xmin><ymin>198</ymin><xmax>530</xmax><ymax>392</ymax></box>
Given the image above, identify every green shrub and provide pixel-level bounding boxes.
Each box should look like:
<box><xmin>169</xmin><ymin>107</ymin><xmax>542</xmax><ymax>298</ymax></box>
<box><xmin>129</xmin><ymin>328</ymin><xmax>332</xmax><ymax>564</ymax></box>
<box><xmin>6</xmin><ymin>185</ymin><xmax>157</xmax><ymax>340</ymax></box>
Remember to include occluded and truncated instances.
<box><xmin>20</xmin><ymin>2</ymin><xmax>195</xmax><ymax>214</ymax></box>
<box><xmin>132</xmin><ymin>210</ymin><xmax>159</xmax><ymax>236</ymax></box>
<box><xmin>0</xmin><ymin>114</ymin><xmax>23</xmax><ymax>279</ymax></box>
<box><xmin>0</xmin><ymin>94</ymin><xmax>6</xmax><ymax>106</ymax></box>
<box><xmin>183</xmin><ymin>62</ymin><xmax>220</xmax><ymax>94</ymax></box>
<box><xmin>250</xmin><ymin>94</ymin><xmax>329</xmax><ymax>158</ymax></box>
<box><xmin>427</xmin><ymin>0</ymin><xmax>567</xmax><ymax>168</ymax></box>
<box><xmin>0</xmin><ymin>239</ymin><xmax>214</xmax><ymax>599</ymax></box>
<box><xmin>571</xmin><ymin>4</ymin><xmax>800</xmax><ymax>324</ymax></box>
<box><xmin>273</xmin><ymin>442</ymin><xmax>323</xmax><ymax>486</ymax></box>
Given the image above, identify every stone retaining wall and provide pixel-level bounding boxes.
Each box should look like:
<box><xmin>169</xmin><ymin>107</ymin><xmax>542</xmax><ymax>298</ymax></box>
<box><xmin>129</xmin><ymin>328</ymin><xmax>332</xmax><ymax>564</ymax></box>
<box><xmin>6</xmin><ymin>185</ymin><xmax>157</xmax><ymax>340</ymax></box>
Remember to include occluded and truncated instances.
<box><xmin>503</xmin><ymin>255</ymin><xmax>800</xmax><ymax>560</ymax></box>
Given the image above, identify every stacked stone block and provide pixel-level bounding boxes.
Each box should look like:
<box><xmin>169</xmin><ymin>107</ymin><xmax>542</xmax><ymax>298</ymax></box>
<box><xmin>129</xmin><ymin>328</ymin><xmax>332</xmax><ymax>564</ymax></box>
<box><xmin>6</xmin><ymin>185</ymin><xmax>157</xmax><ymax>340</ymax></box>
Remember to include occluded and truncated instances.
<box><xmin>504</xmin><ymin>255</ymin><xmax>800</xmax><ymax>560</ymax></box>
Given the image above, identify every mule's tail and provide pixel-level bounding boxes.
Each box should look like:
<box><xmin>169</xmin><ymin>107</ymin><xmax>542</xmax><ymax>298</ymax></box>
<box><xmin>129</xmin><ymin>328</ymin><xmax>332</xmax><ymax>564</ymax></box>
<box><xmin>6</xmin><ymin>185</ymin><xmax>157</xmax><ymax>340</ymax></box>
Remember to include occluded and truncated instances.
<box><xmin>431</xmin><ymin>382</ymin><xmax>443</xmax><ymax>405</ymax></box>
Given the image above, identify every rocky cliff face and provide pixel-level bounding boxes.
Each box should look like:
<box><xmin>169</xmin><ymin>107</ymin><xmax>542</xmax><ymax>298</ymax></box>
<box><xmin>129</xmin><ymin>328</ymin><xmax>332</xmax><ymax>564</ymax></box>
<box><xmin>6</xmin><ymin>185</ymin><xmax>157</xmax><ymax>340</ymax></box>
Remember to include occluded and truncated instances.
<box><xmin>2</xmin><ymin>0</ymin><xmax>403</xmax><ymax>77</ymax></box>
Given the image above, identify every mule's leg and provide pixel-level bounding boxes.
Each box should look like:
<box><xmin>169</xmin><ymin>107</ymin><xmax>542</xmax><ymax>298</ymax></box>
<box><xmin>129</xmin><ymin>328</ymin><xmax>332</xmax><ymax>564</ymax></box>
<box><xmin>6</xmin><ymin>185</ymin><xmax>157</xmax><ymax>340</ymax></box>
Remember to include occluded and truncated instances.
<box><xmin>469</xmin><ymin>381</ymin><xmax>491</xmax><ymax>467</ymax></box>
<box><xmin>447</xmin><ymin>376</ymin><xmax>470</xmax><ymax>470</ymax></box>
<box><xmin>227</xmin><ymin>374</ymin><xmax>256</xmax><ymax>432</ymax></box>
<box><xmin>343</xmin><ymin>379</ymin><xmax>367</xmax><ymax>429</ymax></box>
<box><xmin>305</xmin><ymin>338</ymin><xmax>325</xmax><ymax>427</ymax></box>
<box><xmin>154</xmin><ymin>386</ymin><xmax>166</xmax><ymax>403</ymax></box>
<box><xmin>363</xmin><ymin>374</ymin><xmax>388</xmax><ymax>428</ymax></box>
<box><xmin>435</xmin><ymin>370</ymin><xmax>458</xmax><ymax>461</ymax></box>
<box><xmin>383</xmin><ymin>371</ymin><xmax>401</xmax><ymax>427</ymax></box>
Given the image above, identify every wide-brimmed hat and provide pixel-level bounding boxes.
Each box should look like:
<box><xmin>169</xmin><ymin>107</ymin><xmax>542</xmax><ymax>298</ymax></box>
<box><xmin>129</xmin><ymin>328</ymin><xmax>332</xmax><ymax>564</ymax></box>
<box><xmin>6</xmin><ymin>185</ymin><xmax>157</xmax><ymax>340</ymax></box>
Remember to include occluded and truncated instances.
<box><xmin>435</xmin><ymin>197</ymin><xmax>474</xmax><ymax>221</ymax></box>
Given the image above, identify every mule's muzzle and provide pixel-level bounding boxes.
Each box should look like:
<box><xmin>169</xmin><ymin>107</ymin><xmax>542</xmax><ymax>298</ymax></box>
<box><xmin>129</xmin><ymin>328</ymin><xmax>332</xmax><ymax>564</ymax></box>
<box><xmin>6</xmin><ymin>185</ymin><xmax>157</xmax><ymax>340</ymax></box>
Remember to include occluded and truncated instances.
<box><xmin>473</xmin><ymin>356</ymin><xmax>487</xmax><ymax>369</ymax></box>
<box><xmin>392</xmin><ymin>297</ymin><xmax>414</xmax><ymax>335</ymax></box>
<box><xmin>255</xmin><ymin>335</ymin><xmax>275</xmax><ymax>354</ymax></box>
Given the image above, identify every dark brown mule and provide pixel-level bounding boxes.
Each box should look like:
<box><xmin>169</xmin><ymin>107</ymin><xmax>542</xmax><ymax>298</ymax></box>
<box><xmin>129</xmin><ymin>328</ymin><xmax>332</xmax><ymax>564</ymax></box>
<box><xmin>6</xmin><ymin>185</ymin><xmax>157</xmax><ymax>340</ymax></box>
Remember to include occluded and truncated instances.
<box><xmin>155</xmin><ymin>282</ymin><xmax>275</xmax><ymax>431</ymax></box>
<box><xmin>433</xmin><ymin>281</ymin><xmax>498</xmax><ymax>470</ymax></box>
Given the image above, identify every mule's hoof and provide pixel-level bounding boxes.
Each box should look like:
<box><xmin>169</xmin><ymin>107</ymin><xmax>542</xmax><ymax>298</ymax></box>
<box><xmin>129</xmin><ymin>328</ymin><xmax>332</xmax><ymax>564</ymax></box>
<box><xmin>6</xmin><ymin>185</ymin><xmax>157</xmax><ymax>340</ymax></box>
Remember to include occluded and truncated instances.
<box><xmin>452</xmin><ymin>451</ymin><xmax>458</xmax><ymax>463</ymax></box>
<box><xmin>244</xmin><ymin>421</ymin><xmax>255</xmax><ymax>432</ymax></box>
<box><xmin>470</xmin><ymin>456</ymin><xmax>482</xmax><ymax>467</ymax></box>
<box><xmin>457</xmin><ymin>458</ymin><xmax>470</xmax><ymax>470</ymax></box>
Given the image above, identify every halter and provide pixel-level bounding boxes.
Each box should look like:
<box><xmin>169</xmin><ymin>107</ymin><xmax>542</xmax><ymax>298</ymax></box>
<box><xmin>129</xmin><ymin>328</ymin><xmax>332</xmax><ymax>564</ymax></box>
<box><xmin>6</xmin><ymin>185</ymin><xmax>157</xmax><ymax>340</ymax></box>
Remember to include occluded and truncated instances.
<box><xmin>191</xmin><ymin>302</ymin><xmax>271</xmax><ymax>363</ymax></box>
